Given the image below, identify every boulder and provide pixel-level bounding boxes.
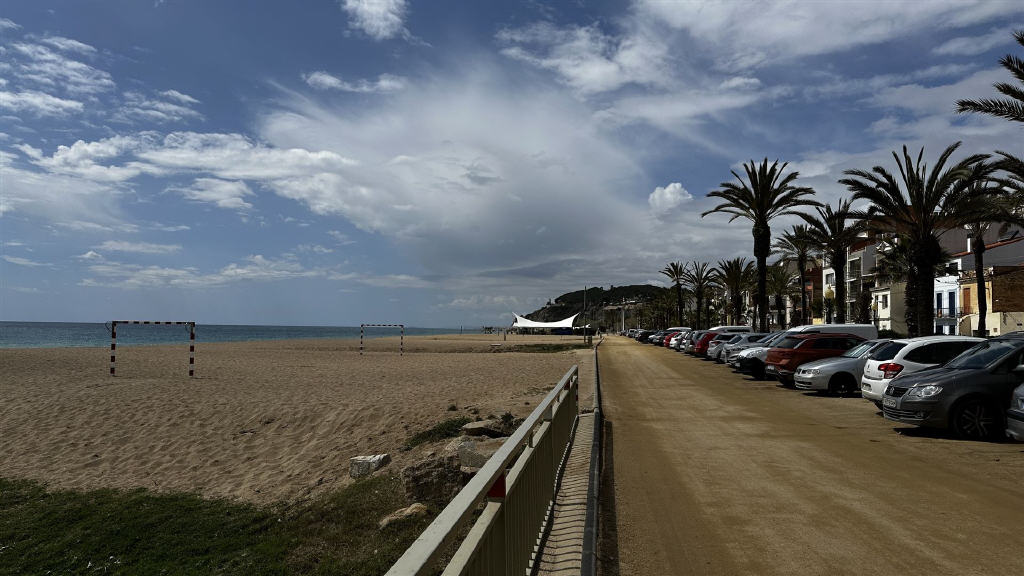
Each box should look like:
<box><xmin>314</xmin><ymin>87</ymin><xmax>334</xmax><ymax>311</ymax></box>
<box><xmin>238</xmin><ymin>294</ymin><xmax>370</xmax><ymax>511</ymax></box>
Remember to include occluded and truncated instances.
<box><xmin>461</xmin><ymin>420</ymin><xmax>505</xmax><ymax>438</ymax></box>
<box><xmin>349</xmin><ymin>453</ymin><xmax>391</xmax><ymax>478</ymax></box>
<box><xmin>402</xmin><ymin>455</ymin><xmax>464</xmax><ymax>506</ymax></box>
<box><xmin>457</xmin><ymin>437</ymin><xmax>507</xmax><ymax>468</ymax></box>
<box><xmin>378</xmin><ymin>503</ymin><xmax>429</xmax><ymax>529</ymax></box>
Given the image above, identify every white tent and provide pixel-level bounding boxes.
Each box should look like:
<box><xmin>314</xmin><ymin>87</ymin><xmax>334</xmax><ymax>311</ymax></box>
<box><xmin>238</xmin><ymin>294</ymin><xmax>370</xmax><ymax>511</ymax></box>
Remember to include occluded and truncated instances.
<box><xmin>511</xmin><ymin>313</ymin><xmax>579</xmax><ymax>329</ymax></box>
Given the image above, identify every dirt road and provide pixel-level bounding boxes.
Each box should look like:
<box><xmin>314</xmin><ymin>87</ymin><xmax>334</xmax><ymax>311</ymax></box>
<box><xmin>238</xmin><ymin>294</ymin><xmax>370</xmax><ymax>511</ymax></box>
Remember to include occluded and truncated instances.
<box><xmin>599</xmin><ymin>336</ymin><xmax>1023</xmax><ymax>575</ymax></box>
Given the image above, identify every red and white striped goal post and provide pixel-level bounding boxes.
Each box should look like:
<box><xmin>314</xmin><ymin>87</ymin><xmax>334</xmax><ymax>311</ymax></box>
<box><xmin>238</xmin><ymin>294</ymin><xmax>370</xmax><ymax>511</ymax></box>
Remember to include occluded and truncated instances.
<box><xmin>360</xmin><ymin>324</ymin><xmax>404</xmax><ymax>356</ymax></box>
<box><xmin>109</xmin><ymin>321</ymin><xmax>196</xmax><ymax>377</ymax></box>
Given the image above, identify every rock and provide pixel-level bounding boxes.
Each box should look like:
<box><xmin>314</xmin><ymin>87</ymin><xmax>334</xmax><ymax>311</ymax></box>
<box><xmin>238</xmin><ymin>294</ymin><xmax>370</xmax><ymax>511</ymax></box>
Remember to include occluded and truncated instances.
<box><xmin>460</xmin><ymin>466</ymin><xmax>480</xmax><ymax>483</ymax></box>
<box><xmin>349</xmin><ymin>454</ymin><xmax>391</xmax><ymax>478</ymax></box>
<box><xmin>457</xmin><ymin>437</ymin><xmax>507</xmax><ymax>468</ymax></box>
<box><xmin>443</xmin><ymin>436</ymin><xmax>470</xmax><ymax>455</ymax></box>
<box><xmin>402</xmin><ymin>455</ymin><xmax>464</xmax><ymax>506</ymax></box>
<box><xmin>461</xmin><ymin>420</ymin><xmax>505</xmax><ymax>438</ymax></box>
<box><xmin>378</xmin><ymin>503</ymin><xmax>429</xmax><ymax>529</ymax></box>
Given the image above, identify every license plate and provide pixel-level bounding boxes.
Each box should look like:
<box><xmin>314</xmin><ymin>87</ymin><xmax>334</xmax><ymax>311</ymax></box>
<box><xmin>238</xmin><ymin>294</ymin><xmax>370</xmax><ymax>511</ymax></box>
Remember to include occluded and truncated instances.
<box><xmin>883</xmin><ymin>398</ymin><xmax>897</xmax><ymax>408</ymax></box>
<box><xmin>766</xmin><ymin>365</ymin><xmax>777</xmax><ymax>374</ymax></box>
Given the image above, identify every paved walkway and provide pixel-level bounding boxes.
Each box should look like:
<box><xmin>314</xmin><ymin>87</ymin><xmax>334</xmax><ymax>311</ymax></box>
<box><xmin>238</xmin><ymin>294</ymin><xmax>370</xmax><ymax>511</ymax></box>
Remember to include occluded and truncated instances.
<box><xmin>534</xmin><ymin>412</ymin><xmax>594</xmax><ymax>576</ymax></box>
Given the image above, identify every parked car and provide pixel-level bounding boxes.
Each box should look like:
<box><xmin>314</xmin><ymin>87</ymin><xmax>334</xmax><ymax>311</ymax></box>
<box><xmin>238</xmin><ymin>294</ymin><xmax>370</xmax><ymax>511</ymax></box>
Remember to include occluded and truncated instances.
<box><xmin>713</xmin><ymin>333</ymin><xmax>766</xmax><ymax>363</ymax></box>
<box><xmin>684</xmin><ymin>331</ymin><xmax>707</xmax><ymax>354</ymax></box>
<box><xmin>669</xmin><ymin>330</ymin><xmax>691</xmax><ymax>350</ymax></box>
<box><xmin>694</xmin><ymin>331</ymin><xmax>723</xmax><ymax>357</ymax></box>
<box><xmin>1008</xmin><ymin>383</ymin><xmax>1024</xmax><ymax>441</ymax></box>
<box><xmin>783</xmin><ymin>323</ymin><xmax>879</xmax><ymax>340</ymax></box>
<box><xmin>635</xmin><ymin>330</ymin><xmax>655</xmax><ymax>342</ymax></box>
<box><xmin>881</xmin><ymin>335</ymin><xmax>1024</xmax><ymax>440</ymax></box>
<box><xmin>794</xmin><ymin>339</ymin><xmax>890</xmax><ymax>395</ymax></box>
<box><xmin>721</xmin><ymin>332</ymin><xmax>771</xmax><ymax>364</ymax></box>
<box><xmin>705</xmin><ymin>333</ymin><xmax>738</xmax><ymax>361</ymax></box>
<box><xmin>731</xmin><ymin>332</ymin><xmax>788</xmax><ymax>377</ymax></box>
<box><xmin>861</xmin><ymin>336</ymin><xmax>984</xmax><ymax>407</ymax></box>
<box><xmin>663</xmin><ymin>331</ymin><xmax>682</xmax><ymax>347</ymax></box>
<box><xmin>766</xmin><ymin>333</ymin><xmax>865</xmax><ymax>385</ymax></box>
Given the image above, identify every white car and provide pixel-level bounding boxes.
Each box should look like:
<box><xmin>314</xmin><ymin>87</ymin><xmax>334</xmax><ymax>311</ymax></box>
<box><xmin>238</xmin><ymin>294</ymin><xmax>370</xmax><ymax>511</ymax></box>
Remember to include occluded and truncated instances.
<box><xmin>860</xmin><ymin>336</ymin><xmax>984</xmax><ymax>406</ymax></box>
<box><xmin>720</xmin><ymin>333</ymin><xmax>769</xmax><ymax>363</ymax></box>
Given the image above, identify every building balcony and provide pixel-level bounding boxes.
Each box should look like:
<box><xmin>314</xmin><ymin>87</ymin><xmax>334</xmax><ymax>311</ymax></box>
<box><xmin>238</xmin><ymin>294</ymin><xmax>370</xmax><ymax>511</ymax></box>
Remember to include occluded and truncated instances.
<box><xmin>935</xmin><ymin>307</ymin><xmax>964</xmax><ymax>324</ymax></box>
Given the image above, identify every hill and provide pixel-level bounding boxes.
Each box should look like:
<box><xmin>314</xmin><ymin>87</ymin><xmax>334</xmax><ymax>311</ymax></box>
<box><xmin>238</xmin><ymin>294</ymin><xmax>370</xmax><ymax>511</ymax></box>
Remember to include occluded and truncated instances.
<box><xmin>524</xmin><ymin>285</ymin><xmax>666</xmax><ymax>324</ymax></box>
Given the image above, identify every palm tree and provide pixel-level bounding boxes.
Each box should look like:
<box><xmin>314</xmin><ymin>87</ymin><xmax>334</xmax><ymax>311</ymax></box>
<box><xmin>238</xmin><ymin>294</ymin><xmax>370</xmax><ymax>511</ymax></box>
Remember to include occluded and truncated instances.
<box><xmin>766</xmin><ymin>262</ymin><xmax>796</xmax><ymax>330</ymax></box>
<box><xmin>840</xmin><ymin>143</ymin><xmax>989</xmax><ymax>336</ymax></box>
<box><xmin>714</xmin><ymin>257</ymin><xmax>755</xmax><ymax>325</ymax></box>
<box><xmin>873</xmin><ymin>236</ymin><xmax>953</xmax><ymax>336</ymax></box>
<box><xmin>800</xmin><ymin>199</ymin><xmax>864</xmax><ymax>324</ymax></box>
<box><xmin>660</xmin><ymin>261</ymin><xmax>687</xmax><ymax>327</ymax></box>
<box><xmin>773</xmin><ymin>224</ymin><xmax>815</xmax><ymax>326</ymax></box>
<box><xmin>681</xmin><ymin>261</ymin><xmax>718</xmax><ymax>330</ymax></box>
<box><xmin>956</xmin><ymin>30</ymin><xmax>1024</xmax><ymax>123</ymax></box>
<box><xmin>703</xmin><ymin>159</ymin><xmax>819</xmax><ymax>332</ymax></box>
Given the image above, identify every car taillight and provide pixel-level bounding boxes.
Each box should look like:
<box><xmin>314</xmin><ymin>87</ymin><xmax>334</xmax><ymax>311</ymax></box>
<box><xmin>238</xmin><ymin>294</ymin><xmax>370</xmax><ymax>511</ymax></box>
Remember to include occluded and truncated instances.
<box><xmin>878</xmin><ymin>363</ymin><xmax>904</xmax><ymax>379</ymax></box>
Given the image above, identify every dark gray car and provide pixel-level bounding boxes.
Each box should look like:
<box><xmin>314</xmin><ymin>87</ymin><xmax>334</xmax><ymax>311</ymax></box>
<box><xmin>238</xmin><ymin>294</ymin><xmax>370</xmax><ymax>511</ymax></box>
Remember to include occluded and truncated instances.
<box><xmin>881</xmin><ymin>335</ymin><xmax>1024</xmax><ymax>440</ymax></box>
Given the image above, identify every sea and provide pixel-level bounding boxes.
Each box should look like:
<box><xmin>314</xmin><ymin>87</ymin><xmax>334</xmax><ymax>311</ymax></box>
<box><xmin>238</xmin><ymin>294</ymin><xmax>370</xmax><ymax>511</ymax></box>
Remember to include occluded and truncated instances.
<box><xmin>0</xmin><ymin>322</ymin><xmax>465</xmax><ymax>349</ymax></box>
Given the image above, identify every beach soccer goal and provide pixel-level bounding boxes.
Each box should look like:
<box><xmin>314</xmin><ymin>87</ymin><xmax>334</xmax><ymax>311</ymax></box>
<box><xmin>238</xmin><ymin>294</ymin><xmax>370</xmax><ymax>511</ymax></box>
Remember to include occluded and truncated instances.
<box><xmin>108</xmin><ymin>320</ymin><xmax>196</xmax><ymax>377</ymax></box>
<box><xmin>360</xmin><ymin>323</ymin><xmax>404</xmax><ymax>356</ymax></box>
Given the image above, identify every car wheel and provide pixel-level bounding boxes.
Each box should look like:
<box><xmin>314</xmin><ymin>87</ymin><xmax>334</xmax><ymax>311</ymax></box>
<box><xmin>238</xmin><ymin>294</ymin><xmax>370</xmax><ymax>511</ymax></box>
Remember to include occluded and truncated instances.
<box><xmin>951</xmin><ymin>398</ymin><xmax>1002</xmax><ymax>440</ymax></box>
<box><xmin>828</xmin><ymin>373</ymin><xmax>857</xmax><ymax>396</ymax></box>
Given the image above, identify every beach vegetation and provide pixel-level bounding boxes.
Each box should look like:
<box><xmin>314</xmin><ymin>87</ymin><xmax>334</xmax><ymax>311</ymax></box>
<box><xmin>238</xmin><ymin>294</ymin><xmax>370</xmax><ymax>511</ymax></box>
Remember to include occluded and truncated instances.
<box><xmin>799</xmin><ymin>199</ymin><xmax>864</xmax><ymax>324</ymax></box>
<box><xmin>0</xmin><ymin>475</ymin><xmax>433</xmax><ymax>576</ymax></box>
<box><xmin>403</xmin><ymin>417</ymin><xmax>473</xmax><ymax>450</ymax></box>
<box><xmin>713</xmin><ymin>257</ymin><xmax>755</xmax><ymax>326</ymax></box>
<box><xmin>660</xmin><ymin>261</ymin><xmax>688</xmax><ymax>326</ymax></box>
<box><xmin>956</xmin><ymin>30</ymin><xmax>1024</xmax><ymax>123</ymax></box>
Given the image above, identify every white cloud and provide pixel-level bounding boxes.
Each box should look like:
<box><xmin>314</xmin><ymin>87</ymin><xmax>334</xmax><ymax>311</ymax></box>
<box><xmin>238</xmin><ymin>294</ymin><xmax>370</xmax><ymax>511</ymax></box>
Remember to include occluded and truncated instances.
<box><xmin>933</xmin><ymin>27</ymin><xmax>1015</xmax><ymax>56</ymax></box>
<box><xmin>648</xmin><ymin>182</ymin><xmax>692</xmax><ymax>215</ymax></box>
<box><xmin>77</xmin><ymin>250</ymin><xmax>104</xmax><ymax>260</ymax></box>
<box><xmin>302</xmin><ymin>71</ymin><xmax>406</xmax><ymax>92</ymax></box>
<box><xmin>639</xmin><ymin>0</ymin><xmax>1023</xmax><ymax>70</ymax></box>
<box><xmin>1</xmin><ymin>255</ymin><xmax>49</xmax><ymax>267</ymax></box>
<box><xmin>117</xmin><ymin>90</ymin><xmax>204</xmax><ymax>123</ymax></box>
<box><xmin>339</xmin><ymin>0</ymin><xmax>408</xmax><ymax>40</ymax></box>
<box><xmin>328</xmin><ymin>230</ymin><xmax>356</xmax><ymax>245</ymax></box>
<box><xmin>497</xmin><ymin>21</ymin><xmax>669</xmax><ymax>95</ymax></box>
<box><xmin>96</xmin><ymin>240</ymin><xmax>182</xmax><ymax>254</ymax></box>
<box><xmin>0</xmin><ymin>90</ymin><xmax>83</xmax><ymax>116</ymax></box>
<box><xmin>28</xmin><ymin>135</ymin><xmax>151</xmax><ymax>181</ymax></box>
<box><xmin>168</xmin><ymin>178</ymin><xmax>254</xmax><ymax>210</ymax></box>
<box><xmin>10</xmin><ymin>42</ymin><xmax>115</xmax><ymax>95</ymax></box>
<box><xmin>0</xmin><ymin>18</ymin><xmax>20</xmax><ymax>31</ymax></box>
<box><xmin>81</xmin><ymin>254</ymin><xmax>324</xmax><ymax>288</ymax></box>
<box><xmin>38</xmin><ymin>35</ymin><xmax>97</xmax><ymax>55</ymax></box>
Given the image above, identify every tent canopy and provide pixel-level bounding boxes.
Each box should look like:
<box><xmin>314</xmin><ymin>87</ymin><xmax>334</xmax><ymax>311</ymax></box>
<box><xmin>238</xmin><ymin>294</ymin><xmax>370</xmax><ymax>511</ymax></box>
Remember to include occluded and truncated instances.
<box><xmin>512</xmin><ymin>313</ymin><xmax>578</xmax><ymax>329</ymax></box>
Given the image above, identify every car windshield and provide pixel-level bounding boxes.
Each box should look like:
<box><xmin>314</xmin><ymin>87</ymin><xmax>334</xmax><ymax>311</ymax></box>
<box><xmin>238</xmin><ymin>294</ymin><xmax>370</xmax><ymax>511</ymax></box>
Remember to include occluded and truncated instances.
<box><xmin>842</xmin><ymin>341</ymin><xmax>874</xmax><ymax>358</ymax></box>
<box><xmin>944</xmin><ymin>340</ymin><xmax>1021</xmax><ymax>369</ymax></box>
<box><xmin>870</xmin><ymin>341</ymin><xmax>907</xmax><ymax>361</ymax></box>
<box><xmin>727</xmin><ymin>335</ymin><xmax>743</xmax><ymax>344</ymax></box>
<box><xmin>775</xmin><ymin>337</ymin><xmax>803</xmax><ymax>349</ymax></box>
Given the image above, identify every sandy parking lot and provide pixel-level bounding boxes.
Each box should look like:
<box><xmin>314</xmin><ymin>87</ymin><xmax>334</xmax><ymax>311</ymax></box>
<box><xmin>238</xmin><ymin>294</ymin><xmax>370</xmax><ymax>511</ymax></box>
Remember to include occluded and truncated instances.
<box><xmin>600</xmin><ymin>336</ymin><xmax>1023</xmax><ymax>575</ymax></box>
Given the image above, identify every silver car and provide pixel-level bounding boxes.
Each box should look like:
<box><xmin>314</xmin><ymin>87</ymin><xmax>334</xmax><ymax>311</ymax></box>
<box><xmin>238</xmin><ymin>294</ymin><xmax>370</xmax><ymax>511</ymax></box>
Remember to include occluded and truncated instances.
<box><xmin>794</xmin><ymin>339</ymin><xmax>890</xmax><ymax>395</ymax></box>
<box><xmin>720</xmin><ymin>333</ymin><xmax>769</xmax><ymax>364</ymax></box>
<box><xmin>1008</xmin><ymin>383</ymin><xmax>1024</xmax><ymax>441</ymax></box>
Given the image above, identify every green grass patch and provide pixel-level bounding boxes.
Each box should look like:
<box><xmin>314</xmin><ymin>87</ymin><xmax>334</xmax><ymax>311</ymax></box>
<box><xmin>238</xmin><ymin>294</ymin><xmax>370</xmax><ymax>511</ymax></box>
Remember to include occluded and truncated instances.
<box><xmin>403</xmin><ymin>417</ymin><xmax>472</xmax><ymax>450</ymax></box>
<box><xmin>0</xmin><ymin>475</ymin><xmax>434</xmax><ymax>576</ymax></box>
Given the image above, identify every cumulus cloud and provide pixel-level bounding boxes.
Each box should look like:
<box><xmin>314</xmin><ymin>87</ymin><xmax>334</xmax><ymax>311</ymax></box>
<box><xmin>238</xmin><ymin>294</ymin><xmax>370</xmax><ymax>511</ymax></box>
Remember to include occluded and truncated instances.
<box><xmin>168</xmin><ymin>178</ymin><xmax>254</xmax><ymax>210</ymax></box>
<box><xmin>648</xmin><ymin>182</ymin><xmax>692</xmax><ymax>215</ymax></box>
<box><xmin>339</xmin><ymin>0</ymin><xmax>408</xmax><ymax>40</ymax></box>
<box><xmin>10</xmin><ymin>41</ymin><xmax>115</xmax><ymax>95</ymax></box>
<box><xmin>117</xmin><ymin>90</ymin><xmax>204</xmax><ymax>123</ymax></box>
<box><xmin>0</xmin><ymin>18</ymin><xmax>20</xmax><ymax>31</ymax></box>
<box><xmin>302</xmin><ymin>71</ymin><xmax>406</xmax><ymax>92</ymax></box>
<box><xmin>81</xmin><ymin>254</ymin><xmax>323</xmax><ymax>288</ymax></box>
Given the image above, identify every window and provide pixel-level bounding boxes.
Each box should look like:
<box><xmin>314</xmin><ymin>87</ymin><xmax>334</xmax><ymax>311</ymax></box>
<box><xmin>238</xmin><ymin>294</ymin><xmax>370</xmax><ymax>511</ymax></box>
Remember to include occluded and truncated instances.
<box><xmin>871</xmin><ymin>341</ymin><xmax>907</xmax><ymax>361</ymax></box>
<box><xmin>936</xmin><ymin>293</ymin><xmax>943</xmax><ymax>311</ymax></box>
<box><xmin>905</xmin><ymin>344</ymin><xmax>941</xmax><ymax>364</ymax></box>
<box><xmin>948</xmin><ymin>291</ymin><xmax>955</xmax><ymax>315</ymax></box>
<box><xmin>825</xmin><ymin>273</ymin><xmax>835</xmax><ymax>285</ymax></box>
<box><xmin>882</xmin><ymin>294</ymin><xmax>889</xmax><ymax>309</ymax></box>
<box><xmin>812</xmin><ymin>338</ymin><xmax>835</xmax><ymax>349</ymax></box>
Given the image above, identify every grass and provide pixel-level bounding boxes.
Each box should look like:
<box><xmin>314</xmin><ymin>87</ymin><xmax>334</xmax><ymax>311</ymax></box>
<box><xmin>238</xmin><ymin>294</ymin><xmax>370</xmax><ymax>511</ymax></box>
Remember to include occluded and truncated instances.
<box><xmin>403</xmin><ymin>417</ymin><xmax>472</xmax><ymax>450</ymax></box>
<box><xmin>0</xmin><ymin>475</ymin><xmax>434</xmax><ymax>576</ymax></box>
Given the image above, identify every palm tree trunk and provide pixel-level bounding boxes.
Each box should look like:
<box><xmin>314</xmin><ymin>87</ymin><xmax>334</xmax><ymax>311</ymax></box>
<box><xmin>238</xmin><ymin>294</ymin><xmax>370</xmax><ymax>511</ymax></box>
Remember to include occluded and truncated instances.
<box><xmin>754</xmin><ymin>225</ymin><xmax>770</xmax><ymax>332</ymax></box>
<box><xmin>917</xmin><ymin>259</ymin><xmax>936</xmax><ymax>337</ymax></box>
<box><xmin>675</xmin><ymin>282</ymin><xmax>683</xmax><ymax>327</ymax></box>
<box><xmin>834</xmin><ymin>250</ymin><xmax>847</xmax><ymax>324</ymax></box>
<box><xmin>798</xmin><ymin>260</ymin><xmax>808</xmax><ymax>326</ymax></box>
<box><xmin>974</xmin><ymin>239</ymin><xmax>987</xmax><ymax>337</ymax></box>
<box><xmin>696</xmin><ymin>290</ymin><xmax>703</xmax><ymax>330</ymax></box>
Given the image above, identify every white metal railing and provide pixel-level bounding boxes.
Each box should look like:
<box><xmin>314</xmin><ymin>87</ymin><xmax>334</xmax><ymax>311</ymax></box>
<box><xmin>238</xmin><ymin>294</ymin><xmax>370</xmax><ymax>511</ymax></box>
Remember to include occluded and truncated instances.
<box><xmin>386</xmin><ymin>365</ymin><xmax>580</xmax><ymax>576</ymax></box>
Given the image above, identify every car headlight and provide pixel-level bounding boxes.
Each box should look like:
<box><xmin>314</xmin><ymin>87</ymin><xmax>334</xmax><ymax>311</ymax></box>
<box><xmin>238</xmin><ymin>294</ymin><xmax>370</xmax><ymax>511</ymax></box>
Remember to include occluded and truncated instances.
<box><xmin>801</xmin><ymin>368</ymin><xmax>819</xmax><ymax>375</ymax></box>
<box><xmin>906</xmin><ymin>384</ymin><xmax>943</xmax><ymax>399</ymax></box>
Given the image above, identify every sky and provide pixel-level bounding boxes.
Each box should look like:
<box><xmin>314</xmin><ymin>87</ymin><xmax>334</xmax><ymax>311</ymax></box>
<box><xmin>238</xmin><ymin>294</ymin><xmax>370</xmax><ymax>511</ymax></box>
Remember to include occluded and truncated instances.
<box><xmin>2</xmin><ymin>0</ymin><xmax>1024</xmax><ymax>327</ymax></box>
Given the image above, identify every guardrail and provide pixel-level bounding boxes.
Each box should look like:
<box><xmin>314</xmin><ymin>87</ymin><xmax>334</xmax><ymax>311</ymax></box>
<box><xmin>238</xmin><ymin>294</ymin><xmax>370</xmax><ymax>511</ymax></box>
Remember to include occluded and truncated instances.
<box><xmin>581</xmin><ymin>338</ymin><xmax>604</xmax><ymax>575</ymax></box>
<box><xmin>385</xmin><ymin>365</ymin><xmax>580</xmax><ymax>576</ymax></box>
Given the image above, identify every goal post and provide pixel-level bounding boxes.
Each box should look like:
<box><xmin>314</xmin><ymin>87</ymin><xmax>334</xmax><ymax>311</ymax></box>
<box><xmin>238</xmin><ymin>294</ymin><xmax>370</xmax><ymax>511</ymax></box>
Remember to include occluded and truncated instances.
<box><xmin>360</xmin><ymin>324</ymin><xmax>404</xmax><ymax>356</ymax></box>
<box><xmin>109</xmin><ymin>321</ymin><xmax>196</xmax><ymax>377</ymax></box>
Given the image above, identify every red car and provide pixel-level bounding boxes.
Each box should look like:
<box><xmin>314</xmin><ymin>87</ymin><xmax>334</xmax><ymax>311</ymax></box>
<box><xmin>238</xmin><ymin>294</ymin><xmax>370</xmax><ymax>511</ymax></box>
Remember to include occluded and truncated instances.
<box><xmin>693</xmin><ymin>331</ymin><xmax>721</xmax><ymax>357</ymax></box>
<box><xmin>663</xmin><ymin>331</ymin><xmax>681</xmax><ymax>347</ymax></box>
<box><xmin>765</xmin><ymin>333</ymin><xmax>865</xmax><ymax>385</ymax></box>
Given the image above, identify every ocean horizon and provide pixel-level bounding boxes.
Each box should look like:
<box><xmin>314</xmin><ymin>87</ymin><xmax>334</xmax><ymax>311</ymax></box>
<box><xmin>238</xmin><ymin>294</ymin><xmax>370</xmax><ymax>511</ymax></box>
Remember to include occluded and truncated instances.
<box><xmin>0</xmin><ymin>321</ymin><xmax>468</xmax><ymax>349</ymax></box>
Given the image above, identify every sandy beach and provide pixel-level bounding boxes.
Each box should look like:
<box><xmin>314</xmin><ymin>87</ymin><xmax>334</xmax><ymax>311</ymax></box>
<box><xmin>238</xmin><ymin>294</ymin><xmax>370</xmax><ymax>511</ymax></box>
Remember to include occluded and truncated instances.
<box><xmin>0</xmin><ymin>334</ymin><xmax>593</xmax><ymax>504</ymax></box>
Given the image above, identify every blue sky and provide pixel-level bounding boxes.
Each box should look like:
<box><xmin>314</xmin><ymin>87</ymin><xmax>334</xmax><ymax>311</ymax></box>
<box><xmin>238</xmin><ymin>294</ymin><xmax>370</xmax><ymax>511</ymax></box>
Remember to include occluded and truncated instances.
<box><xmin>2</xmin><ymin>1</ymin><xmax>1023</xmax><ymax>327</ymax></box>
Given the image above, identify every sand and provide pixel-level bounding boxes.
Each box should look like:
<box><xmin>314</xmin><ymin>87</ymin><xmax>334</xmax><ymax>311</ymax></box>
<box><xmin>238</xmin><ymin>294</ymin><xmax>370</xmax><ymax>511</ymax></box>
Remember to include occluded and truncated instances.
<box><xmin>0</xmin><ymin>334</ymin><xmax>594</xmax><ymax>504</ymax></box>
